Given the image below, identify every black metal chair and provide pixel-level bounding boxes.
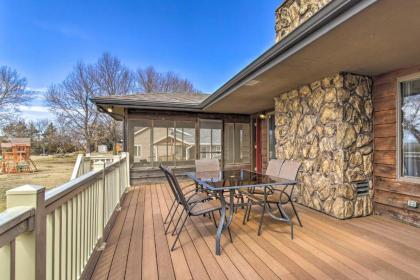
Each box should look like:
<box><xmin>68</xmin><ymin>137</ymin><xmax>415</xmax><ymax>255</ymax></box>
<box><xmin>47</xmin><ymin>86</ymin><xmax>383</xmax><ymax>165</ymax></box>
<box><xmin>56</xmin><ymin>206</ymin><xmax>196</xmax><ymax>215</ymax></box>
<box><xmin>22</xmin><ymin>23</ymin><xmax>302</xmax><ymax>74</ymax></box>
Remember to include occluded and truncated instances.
<box><xmin>161</xmin><ymin>165</ymin><xmax>232</xmax><ymax>251</ymax></box>
<box><xmin>159</xmin><ymin>164</ymin><xmax>209</xmax><ymax>234</ymax></box>
<box><xmin>243</xmin><ymin>160</ymin><xmax>302</xmax><ymax>237</ymax></box>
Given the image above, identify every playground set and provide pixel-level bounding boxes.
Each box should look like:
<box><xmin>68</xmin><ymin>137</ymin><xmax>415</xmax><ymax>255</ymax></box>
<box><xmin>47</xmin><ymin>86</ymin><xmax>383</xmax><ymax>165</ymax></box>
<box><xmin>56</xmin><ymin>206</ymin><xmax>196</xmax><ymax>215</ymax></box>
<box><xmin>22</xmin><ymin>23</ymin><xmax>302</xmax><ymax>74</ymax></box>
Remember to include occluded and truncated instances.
<box><xmin>0</xmin><ymin>138</ymin><xmax>37</xmax><ymax>173</ymax></box>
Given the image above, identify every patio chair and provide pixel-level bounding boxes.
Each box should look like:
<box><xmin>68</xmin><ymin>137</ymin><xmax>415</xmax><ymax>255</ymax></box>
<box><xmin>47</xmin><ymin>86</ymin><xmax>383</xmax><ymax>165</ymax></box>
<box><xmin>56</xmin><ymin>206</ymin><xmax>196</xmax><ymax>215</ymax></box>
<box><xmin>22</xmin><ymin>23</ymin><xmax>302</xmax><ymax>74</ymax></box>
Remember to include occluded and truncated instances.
<box><xmin>243</xmin><ymin>160</ymin><xmax>302</xmax><ymax>236</ymax></box>
<box><xmin>265</xmin><ymin>159</ymin><xmax>285</xmax><ymax>177</ymax></box>
<box><xmin>195</xmin><ymin>158</ymin><xmax>220</xmax><ymax>172</ymax></box>
<box><xmin>161</xmin><ymin>165</ymin><xmax>232</xmax><ymax>251</ymax></box>
<box><xmin>159</xmin><ymin>164</ymin><xmax>210</xmax><ymax>234</ymax></box>
<box><xmin>248</xmin><ymin>159</ymin><xmax>285</xmax><ymax>195</ymax></box>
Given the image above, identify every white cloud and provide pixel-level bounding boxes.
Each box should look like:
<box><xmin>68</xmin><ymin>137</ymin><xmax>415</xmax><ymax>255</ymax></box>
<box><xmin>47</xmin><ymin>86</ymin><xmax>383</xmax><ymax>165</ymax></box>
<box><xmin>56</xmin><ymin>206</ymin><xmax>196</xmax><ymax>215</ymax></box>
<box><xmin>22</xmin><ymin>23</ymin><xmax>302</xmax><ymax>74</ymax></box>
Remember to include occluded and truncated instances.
<box><xmin>26</xmin><ymin>87</ymin><xmax>48</xmax><ymax>92</ymax></box>
<box><xmin>18</xmin><ymin>105</ymin><xmax>50</xmax><ymax>113</ymax></box>
<box><xmin>17</xmin><ymin>105</ymin><xmax>54</xmax><ymax>121</ymax></box>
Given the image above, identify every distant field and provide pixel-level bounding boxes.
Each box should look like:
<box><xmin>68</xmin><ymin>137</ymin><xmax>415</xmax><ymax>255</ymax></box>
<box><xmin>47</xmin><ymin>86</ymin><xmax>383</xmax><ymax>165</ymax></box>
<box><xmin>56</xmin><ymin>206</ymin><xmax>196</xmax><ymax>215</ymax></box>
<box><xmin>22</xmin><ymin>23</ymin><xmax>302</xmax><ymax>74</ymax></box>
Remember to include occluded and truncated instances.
<box><xmin>0</xmin><ymin>155</ymin><xmax>77</xmax><ymax>212</ymax></box>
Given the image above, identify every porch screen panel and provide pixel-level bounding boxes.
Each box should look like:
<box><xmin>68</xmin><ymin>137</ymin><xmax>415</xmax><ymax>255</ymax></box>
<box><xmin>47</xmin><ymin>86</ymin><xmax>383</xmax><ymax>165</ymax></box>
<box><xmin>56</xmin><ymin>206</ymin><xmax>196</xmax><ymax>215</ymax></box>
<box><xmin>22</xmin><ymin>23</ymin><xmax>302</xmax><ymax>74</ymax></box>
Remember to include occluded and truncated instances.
<box><xmin>153</xmin><ymin>120</ymin><xmax>174</xmax><ymax>166</ymax></box>
<box><xmin>224</xmin><ymin>123</ymin><xmax>235</xmax><ymax>163</ymax></box>
<box><xmin>199</xmin><ymin>120</ymin><xmax>222</xmax><ymax>160</ymax></box>
<box><xmin>174</xmin><ymin>121</ymin><xmax>196</xmax><ymax>166</ymax></box>
<box><xmin>236</xmin><ymin>123</ymin><xmax>251</xmax><ymax>164</ymax></box>
<box><xmin>224</xmin><ymin>123</ymin><xmax>251</xmax><ymax>164</ymax></box>
<box><xmin>400</xmin><ymin>79</ymin><xmax>420</xmax><ymax>178</ymax></box>
<box><xmin>131</xmin><ymin>120</ymin><xmax>153</xmax><ymax>167</ymax></box>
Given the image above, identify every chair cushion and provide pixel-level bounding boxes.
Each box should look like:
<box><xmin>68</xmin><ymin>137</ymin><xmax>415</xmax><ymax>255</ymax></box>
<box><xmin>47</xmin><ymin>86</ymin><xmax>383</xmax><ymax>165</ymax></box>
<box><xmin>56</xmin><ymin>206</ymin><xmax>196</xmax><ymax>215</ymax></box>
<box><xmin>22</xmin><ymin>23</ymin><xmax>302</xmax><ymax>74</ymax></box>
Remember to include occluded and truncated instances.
<box><xmin>190</xmin><ymin>199</ymin><xmax>222</xmax><ymax>216</ymax></box>
<box><xmin>186</xmin><ymin>192</ymin><xmax>210</xmax><ymax>204</ymax></box>
<box><xmin>245</xmin><ymin>189</ymin><xmax>291</xmax><ymax>204</ymax></box>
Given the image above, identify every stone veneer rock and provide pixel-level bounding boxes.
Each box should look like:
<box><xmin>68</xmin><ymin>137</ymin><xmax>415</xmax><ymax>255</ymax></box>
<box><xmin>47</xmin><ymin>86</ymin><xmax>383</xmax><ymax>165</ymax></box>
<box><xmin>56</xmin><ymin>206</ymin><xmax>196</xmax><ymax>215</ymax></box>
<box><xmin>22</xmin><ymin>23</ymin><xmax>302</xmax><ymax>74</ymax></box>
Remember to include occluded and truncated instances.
<box><xmin>275</xmin><ymin>0</ymin><xmax>332</xmax><ymax>42</ymax></box>
<box><xmin>274</xmin><ymin>73</ymin><xmax>373</xmax><ymax>219</ymax></box>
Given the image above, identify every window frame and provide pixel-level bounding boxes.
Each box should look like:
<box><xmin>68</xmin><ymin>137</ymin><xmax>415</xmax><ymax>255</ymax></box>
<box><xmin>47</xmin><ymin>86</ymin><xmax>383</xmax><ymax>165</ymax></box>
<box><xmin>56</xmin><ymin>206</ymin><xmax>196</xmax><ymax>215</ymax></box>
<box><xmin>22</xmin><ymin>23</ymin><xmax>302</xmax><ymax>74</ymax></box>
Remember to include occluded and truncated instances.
<box><xmin>134</xmin><ymin>144</ymin><xmax>142</xmax><ymax>157</ymax></box>
<box><xmin>396</xmin><ymin>73</ymin><xmax>420</xmax><ymax>183</ymax></box>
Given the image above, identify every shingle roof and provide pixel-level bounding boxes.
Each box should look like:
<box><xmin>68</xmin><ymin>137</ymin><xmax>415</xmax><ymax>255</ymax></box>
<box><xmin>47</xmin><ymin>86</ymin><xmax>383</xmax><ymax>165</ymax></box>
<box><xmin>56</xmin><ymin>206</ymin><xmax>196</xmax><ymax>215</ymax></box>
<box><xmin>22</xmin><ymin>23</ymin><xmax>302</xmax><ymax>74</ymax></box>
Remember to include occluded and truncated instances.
<box><xmin>93</xmin><ymin>92</ymin><xmax>209</xmax><ymax>107</ymax></box>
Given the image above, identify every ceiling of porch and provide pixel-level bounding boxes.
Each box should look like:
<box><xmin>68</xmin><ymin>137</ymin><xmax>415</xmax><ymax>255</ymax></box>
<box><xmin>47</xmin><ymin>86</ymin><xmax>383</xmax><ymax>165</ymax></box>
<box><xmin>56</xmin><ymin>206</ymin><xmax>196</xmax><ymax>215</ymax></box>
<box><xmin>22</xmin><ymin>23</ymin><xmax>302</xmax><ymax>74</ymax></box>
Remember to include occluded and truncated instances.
<box><xmin>204</xmin><ymin>0</ymin><xmax>420</xmax><ymax>114</ymax></box>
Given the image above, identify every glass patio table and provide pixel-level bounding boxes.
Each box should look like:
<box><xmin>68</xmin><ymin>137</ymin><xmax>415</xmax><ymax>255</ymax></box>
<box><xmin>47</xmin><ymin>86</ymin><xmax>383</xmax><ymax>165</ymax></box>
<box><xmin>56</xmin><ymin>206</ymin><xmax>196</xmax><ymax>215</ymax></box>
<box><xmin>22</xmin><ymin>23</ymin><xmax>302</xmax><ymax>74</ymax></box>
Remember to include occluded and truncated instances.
<box><xmin>186</xmin><ymin>169</ymin><xmax>297</xmax><ymax>255</ymax></box>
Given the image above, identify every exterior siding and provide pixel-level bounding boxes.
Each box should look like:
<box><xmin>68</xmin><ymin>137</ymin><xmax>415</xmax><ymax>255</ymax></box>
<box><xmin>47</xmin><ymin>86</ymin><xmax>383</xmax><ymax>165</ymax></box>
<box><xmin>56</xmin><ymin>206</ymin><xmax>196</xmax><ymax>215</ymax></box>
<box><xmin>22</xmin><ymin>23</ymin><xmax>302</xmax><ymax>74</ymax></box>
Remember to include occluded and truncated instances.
<box><xmin>373</xmin><ymin>65</ymin><xmax>420</xmax><ymax>227</ymax></box>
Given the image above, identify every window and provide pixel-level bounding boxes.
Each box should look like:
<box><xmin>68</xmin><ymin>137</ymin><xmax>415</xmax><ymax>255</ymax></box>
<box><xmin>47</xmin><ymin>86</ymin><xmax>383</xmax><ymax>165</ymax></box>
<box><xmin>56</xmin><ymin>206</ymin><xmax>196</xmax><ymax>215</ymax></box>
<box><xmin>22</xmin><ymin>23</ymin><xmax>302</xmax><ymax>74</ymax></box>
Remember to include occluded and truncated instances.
<box><xmin>153</xmin><ymin>120</ymin><xmax>174</xmax><ymax>165</ymax></box>
<box><xmin>131</xmin><ymin>120</ymin><xmax>152</xmax><ymax>166</ymax></box>
<box><xmin>129</xmin><ymin>119</ymin><xmax>196</xmax><ymax>167</ymax></box>
<box><xmin>224</xmin><ymin>123</ymin><xmax>251</xmax><ymax>164</ymax></box>
<box><xmin>174</xmin><ymin>121</ymin><xmax>196</xmax><ymax>166</ymax></box>
<box><xmin>199</xmin><ymin>120</ymin><xmax>222</xmax><ymax>160</ymax></box>
<box><xmin>134</xmin><ymin>145</ymin><xmax>142</xmax><ymax>157</ymax></box>
<box><xmin>398</xmin><ymin>76</ymin><xmax>420</xmax><ymax>180</ymax></box>
<box><xmin>268</xmin><ymin>113</ymin><xmax>276</xmax><ymax>160</ymax></box>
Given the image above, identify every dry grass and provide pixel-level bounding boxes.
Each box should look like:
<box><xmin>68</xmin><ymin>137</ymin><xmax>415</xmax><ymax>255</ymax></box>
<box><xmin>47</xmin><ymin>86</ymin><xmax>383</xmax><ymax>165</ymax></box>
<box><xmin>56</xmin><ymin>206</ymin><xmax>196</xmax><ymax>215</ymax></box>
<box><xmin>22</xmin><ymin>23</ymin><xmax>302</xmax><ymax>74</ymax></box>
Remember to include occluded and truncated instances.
<box><xmin>0</xmin><ymin>154</ymin><xmax>77</xmax><ymax>212</ymax></box>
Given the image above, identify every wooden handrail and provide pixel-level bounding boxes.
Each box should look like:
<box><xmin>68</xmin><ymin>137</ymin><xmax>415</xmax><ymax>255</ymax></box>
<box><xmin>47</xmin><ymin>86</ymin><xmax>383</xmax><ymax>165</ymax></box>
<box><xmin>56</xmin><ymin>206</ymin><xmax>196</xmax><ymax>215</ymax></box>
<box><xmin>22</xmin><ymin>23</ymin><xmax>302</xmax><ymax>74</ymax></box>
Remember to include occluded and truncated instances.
<box><xmin>0</xmin><ymin>207</ymin><xmax>35</xmax><ymax>247</ymax></box>
<box><xmin>45</xmin><ymin>169</ymin><xmax>102</xmax><ymax>209</ymax></box>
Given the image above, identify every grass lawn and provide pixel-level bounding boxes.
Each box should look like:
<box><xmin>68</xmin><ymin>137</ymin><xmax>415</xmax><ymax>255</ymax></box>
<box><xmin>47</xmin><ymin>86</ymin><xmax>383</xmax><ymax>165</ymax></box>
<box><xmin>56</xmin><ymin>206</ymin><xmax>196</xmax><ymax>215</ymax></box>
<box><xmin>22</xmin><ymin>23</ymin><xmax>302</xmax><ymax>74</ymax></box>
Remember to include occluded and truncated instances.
<box><xmin>0</xmin><ymin>154</ymin><xmax>77</xmax><ymax>212</ymax></box>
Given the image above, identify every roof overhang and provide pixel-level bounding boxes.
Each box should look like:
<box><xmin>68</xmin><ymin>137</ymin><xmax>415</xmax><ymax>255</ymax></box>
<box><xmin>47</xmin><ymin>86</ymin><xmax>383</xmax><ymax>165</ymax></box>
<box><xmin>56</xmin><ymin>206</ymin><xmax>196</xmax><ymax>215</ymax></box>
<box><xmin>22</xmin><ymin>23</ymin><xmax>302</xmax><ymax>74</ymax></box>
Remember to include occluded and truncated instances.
<box><xmin>93</xmin><ymin>0</ymin><xmax>420</xmax><ymax>116</ymax></box>
<box><xmin>94</xmin><ymin>96</ymin><xmax>206</xmax><ymax>120</ymax></box>
<box><xmin>202</xmin><ymin>0</ymin><xmax>420</xmax><ymax>114</ymax></box>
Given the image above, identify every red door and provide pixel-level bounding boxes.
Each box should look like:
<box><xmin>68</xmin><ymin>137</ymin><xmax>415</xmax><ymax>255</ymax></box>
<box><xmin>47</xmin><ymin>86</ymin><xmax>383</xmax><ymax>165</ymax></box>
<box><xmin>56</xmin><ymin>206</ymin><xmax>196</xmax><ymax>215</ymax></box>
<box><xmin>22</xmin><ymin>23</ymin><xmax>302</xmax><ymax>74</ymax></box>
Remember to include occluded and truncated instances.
<box><xmin>255</xmin><ymin>118</ymin><xmax>262</xmax><ymax>173</ymax></box>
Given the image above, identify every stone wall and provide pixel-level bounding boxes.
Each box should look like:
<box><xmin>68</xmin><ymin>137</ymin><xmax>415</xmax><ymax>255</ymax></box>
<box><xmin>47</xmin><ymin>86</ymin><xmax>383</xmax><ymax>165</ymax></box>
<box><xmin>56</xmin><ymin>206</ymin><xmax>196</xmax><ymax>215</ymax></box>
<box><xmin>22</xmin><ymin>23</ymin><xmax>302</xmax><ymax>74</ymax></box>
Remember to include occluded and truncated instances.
<box><xmin>274</xmin><ymin>73</ymin><xmax>373</xmax><ymax>219</ymax></box>
<box><xmin>275</xmin><ymin>0</ymin><xmax>332</xmax><ymax>42</ymax></box>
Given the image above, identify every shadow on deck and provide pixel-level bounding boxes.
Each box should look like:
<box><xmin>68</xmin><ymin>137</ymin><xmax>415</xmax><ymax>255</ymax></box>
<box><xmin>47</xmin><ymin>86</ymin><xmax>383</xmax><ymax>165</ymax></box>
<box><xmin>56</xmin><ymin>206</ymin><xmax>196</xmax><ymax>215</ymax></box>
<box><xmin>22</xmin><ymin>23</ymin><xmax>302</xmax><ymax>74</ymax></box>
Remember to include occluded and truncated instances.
<box><xmin>91</xmin><ymin>183</ymin><xmax>420</xmax><ymax>280</ymax></box>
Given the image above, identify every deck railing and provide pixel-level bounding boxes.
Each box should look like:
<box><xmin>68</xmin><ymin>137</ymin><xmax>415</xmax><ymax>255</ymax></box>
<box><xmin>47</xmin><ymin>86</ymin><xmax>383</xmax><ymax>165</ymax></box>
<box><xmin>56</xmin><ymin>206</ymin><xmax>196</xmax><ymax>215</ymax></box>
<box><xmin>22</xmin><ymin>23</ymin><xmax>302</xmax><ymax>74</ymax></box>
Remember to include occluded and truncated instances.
<box><xmin>0</xmin><ymin>152</ymin><xmax>130</xmax><ymax>280</ymax></box>
<box><xmin>70</xmin><ymin>154</ymin><xmax>91</xmax><ymax>180</ymax></box>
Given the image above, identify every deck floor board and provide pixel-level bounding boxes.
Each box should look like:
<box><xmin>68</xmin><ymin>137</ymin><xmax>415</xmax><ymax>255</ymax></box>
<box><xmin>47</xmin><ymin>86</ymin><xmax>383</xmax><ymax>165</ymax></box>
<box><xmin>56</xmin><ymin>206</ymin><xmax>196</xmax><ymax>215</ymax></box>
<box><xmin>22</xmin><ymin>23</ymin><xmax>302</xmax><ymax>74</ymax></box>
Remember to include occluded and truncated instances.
<box><xmin>91</xmin><ymin>183</ymin><xmax>420</xmax><ymax>280</ymax></box>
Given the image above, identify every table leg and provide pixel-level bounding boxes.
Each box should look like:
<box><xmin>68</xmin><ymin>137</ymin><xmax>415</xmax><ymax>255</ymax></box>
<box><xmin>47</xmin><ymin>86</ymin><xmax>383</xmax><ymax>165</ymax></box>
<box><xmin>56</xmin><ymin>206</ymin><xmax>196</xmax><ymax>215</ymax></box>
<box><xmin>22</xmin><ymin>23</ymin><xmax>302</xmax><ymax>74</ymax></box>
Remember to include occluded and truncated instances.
<box><xmin>215</xmin><ymin>190</ymin><xmax>226</xmax><ymax>255</ymax></box>
<box><xmin>215</xmin><ymin>189</ymin><xmax>235</xmax><ymax>255</ymax></box>
<box><xmin>226</xmin><ymin>190</ymin><xmax>235</xmax><ymax>227</ymax></box>
<box><xmin>258</xmin><ymin>186</ymin><xmax>267</xmax><ymax>236</ymax></box>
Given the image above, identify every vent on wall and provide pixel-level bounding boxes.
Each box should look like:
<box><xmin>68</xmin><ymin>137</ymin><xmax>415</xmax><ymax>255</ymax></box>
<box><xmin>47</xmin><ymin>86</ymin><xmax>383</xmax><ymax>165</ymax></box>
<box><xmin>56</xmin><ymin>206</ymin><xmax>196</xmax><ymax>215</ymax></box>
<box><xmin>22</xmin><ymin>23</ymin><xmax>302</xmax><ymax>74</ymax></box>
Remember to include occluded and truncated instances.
<box><xmin>355</xmin><ymin>181</ymin><xmax>369</xmax><ymax>196</ymax></box>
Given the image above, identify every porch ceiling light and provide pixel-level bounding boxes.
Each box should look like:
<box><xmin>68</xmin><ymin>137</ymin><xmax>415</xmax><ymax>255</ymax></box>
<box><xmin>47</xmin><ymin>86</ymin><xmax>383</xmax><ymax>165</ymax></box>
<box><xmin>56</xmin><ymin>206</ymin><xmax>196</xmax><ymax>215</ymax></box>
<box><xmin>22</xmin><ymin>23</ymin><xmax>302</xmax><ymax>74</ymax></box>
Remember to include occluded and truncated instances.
<box><xmin>107</xmin><ymin>106</ymin><xmax>113</xmax><ymax>113</ymax></box>
<box><xmin>245</xmin><ymin>79</ymin><xmax>260</xmax><ymax>86</ymax></box>
<box><xmin>259</xmin><ymin>114</ymin><xmax>266</xmax><ymax>120</ymax></box>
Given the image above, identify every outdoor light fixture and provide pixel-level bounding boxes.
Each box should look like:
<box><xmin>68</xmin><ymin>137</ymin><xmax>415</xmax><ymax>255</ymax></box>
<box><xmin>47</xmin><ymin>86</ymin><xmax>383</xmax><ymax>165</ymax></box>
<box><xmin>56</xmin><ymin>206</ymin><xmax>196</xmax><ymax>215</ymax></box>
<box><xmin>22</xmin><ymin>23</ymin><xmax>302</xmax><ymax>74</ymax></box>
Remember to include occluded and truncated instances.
<box><xmin>107</xmin><ymin>107</ymin><xmax>113</xmax><ymax>113</ymax></box>
<box><xmin>259</xmin><ymin>114</ymin><xmax>266</xmax><ymax>120</ymax></box>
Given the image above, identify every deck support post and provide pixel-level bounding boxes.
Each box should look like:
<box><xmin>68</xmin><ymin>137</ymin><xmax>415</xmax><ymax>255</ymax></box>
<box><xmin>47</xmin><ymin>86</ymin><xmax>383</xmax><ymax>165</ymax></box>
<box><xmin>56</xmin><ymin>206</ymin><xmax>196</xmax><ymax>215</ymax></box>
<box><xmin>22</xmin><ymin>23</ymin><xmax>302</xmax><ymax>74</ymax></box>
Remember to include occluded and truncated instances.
<box><xmin>6</xmin><ymin>185</ymin><xmax>46</xmax><ymax>280</ymax></box>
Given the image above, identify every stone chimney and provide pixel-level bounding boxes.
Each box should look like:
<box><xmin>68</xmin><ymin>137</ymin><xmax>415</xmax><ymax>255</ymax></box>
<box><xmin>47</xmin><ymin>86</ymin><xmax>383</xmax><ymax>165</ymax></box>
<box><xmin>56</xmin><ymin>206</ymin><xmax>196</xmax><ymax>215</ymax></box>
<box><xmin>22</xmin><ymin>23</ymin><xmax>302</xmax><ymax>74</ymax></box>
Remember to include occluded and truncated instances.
<box><xmin>275</xmin><ymin>0</ymin><xmax>332</xmax><ymax>42</ymax></box>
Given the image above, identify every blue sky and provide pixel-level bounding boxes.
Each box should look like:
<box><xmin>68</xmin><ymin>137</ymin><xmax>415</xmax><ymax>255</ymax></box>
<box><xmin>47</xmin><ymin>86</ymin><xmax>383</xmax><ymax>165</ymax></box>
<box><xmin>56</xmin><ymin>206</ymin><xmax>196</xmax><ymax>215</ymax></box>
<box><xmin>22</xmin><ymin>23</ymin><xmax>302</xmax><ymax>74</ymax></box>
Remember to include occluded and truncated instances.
<box><xmin>0</xmin><ymin>0</ymin><xmax>281</xmax><ymax>120</ymax></box>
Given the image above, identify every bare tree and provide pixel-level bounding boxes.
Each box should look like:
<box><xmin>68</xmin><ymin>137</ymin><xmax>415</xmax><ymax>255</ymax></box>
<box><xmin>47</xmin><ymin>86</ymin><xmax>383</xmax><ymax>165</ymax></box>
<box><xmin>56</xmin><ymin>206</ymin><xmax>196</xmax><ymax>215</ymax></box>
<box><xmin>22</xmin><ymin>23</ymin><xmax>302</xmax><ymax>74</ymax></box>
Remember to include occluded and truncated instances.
<box><xmin>91</xmin><ymin>53</ymin><xmax>135</xmax><ymax>152</ymax></box>
<box><xmin>0</xmin><ymin>66</ymin><xmax>28</xmax><ymax>126</ymax></box>
<box><xmin>92</xmin><ymin>52</ymin><xmax>135</xmax><ymax>96</ymax></box>
<box><xmin>136</xmin><ymin>66</ymin><xmax>198</xmax><ymax>93</ymax></box>
<box><xmin>402</xmin><ymin>96</ymin><xmax>420</xmax><ymax>143</ymax></box>
<box><xmin>46</xmin><ymin>62</ymin><xmax>99</xmax><ymax>152</ymax></box>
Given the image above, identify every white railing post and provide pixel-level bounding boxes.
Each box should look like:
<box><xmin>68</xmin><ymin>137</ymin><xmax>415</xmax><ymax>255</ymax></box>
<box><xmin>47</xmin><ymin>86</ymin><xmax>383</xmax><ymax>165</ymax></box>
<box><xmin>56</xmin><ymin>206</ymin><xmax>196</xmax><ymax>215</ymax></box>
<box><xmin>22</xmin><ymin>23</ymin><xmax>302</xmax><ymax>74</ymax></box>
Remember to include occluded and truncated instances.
<box><xmin>96</xmin><ymin>162</ymin><xmax>106</xmax><ymax>250</ymax></box>
<box><xmin>117</xmin><ymin>155</ymin><xmax>121</xmax><ymax>209</ymax></box>
<box><xmin>126</xmin><ymin>152</ymin><xmax>130</xmax><ymax>189</ymax></box>
<box><xmin>6</xmin><ymin>185</ymin><xmax>46</xmax><ymax>280</ymax></box>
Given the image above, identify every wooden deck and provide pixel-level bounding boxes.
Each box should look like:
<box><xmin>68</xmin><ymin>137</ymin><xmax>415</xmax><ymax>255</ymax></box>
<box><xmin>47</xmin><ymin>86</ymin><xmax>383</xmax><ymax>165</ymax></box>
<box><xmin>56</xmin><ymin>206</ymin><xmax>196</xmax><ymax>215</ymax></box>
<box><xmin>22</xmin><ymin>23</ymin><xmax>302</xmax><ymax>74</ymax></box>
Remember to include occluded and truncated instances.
<box><xmin>91</xmin><ymin>183</ymin><xmax>420</xmax><ymax>280</ymax></box>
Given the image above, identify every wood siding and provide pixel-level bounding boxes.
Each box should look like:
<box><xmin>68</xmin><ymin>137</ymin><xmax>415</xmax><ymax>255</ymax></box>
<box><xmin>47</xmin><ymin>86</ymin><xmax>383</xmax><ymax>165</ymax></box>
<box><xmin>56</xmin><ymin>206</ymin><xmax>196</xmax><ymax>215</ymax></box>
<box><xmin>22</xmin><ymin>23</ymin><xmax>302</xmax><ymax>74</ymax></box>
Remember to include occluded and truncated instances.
<box><xmin>373</xmin><ymin>65</ymin><xmax>420</xmax><ymax>227</ymax></box>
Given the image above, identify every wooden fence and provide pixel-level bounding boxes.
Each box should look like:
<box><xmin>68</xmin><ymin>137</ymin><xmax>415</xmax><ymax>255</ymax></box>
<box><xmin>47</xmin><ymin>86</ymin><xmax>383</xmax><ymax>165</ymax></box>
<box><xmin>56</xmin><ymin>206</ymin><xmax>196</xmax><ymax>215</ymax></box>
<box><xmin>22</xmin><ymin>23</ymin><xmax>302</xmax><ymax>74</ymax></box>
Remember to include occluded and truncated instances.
<box><xmin>0</xmin><ymin>152</ymin><xmax>130</xmax><ymax>280</ymax></box>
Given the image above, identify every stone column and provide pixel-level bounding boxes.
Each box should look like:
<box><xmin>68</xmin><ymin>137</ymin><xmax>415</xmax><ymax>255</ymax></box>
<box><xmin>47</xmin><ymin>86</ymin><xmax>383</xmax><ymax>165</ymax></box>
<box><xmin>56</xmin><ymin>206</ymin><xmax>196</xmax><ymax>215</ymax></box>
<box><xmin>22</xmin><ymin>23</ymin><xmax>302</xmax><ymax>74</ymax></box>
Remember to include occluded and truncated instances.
<box><xmin>274</xmin><ymin>73</ymin><xmax>373</xmax><ymax>219</ymax></box>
